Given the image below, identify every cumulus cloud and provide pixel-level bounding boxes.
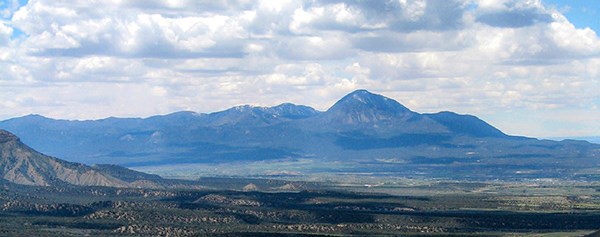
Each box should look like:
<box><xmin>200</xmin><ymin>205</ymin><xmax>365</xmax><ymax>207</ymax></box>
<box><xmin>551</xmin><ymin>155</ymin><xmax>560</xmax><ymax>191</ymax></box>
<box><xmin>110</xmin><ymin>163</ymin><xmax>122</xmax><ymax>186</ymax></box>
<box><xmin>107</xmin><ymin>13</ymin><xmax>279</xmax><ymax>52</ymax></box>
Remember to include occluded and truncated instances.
<box><xmin>12</xmin><ymin>1</ymin><xmax>254</xmax><ymax>58</ymax></box>
<box><xmin>475</xmin><ymin>0</ymin><xmax>553</xmax><ymax>28</ymax></box>
<box><xmin>0</xmin><ymin>0</ymin><xmax>599</xmax><ymax>137</ymax></box>
<box><xmin>0</xmin><ymin>21</ymin><xmax>12</xmax><ymax>45</ymax></box>
<box><xmin>304</xmin><ymin>0</ymin><xmax>467</xmax><ymax>32</ymax></box>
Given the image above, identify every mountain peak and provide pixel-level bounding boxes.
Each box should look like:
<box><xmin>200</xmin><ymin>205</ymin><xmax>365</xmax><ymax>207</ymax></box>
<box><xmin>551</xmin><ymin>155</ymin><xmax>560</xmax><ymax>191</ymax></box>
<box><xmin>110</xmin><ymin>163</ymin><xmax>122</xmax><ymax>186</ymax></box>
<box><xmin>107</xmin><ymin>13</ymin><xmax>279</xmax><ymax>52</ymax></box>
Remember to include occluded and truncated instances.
<box><xmin>324</xmin><ymin>90</ymin><xmax>413</xmax><ymax>124</ymax></box>
<box><xmin>330</xmin><ymin>90</ymin><xmax>410</xmax><ymax>111</ymax></box>
<box><xmin>269</xmin><ymin>103</ymin><xmax>319</xmax><ymax>119</ymax></box>
<box><xmin>206</xmin><ymin>103</ymin><xmax>319</xmax><ymax>126</ymax></box>
<box><xmin>342</xmin><ymin>89</ymin><xmax>378</xmax><ymax>102</ymax></box>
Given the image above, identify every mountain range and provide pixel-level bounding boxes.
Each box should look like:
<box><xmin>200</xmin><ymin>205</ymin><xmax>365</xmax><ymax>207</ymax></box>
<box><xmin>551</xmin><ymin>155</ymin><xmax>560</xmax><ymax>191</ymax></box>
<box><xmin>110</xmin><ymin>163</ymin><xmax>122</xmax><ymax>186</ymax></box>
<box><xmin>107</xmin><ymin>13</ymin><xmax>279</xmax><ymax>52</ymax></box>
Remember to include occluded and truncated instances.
<box><xmin>1</xmin><ymin>90</ymin><xmax>599</xmax><ymax>180</ymax></box>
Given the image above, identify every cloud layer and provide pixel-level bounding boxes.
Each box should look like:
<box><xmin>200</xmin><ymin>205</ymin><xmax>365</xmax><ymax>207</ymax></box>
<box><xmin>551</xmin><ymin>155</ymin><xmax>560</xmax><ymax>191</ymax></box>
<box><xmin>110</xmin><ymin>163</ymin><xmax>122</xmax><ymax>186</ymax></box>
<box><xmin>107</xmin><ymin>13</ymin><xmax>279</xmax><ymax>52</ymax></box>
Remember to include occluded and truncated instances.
<box><xmin>0</xmin><ymin>0</ymin><xmax>599</xmax><ymax>137</ymax></box>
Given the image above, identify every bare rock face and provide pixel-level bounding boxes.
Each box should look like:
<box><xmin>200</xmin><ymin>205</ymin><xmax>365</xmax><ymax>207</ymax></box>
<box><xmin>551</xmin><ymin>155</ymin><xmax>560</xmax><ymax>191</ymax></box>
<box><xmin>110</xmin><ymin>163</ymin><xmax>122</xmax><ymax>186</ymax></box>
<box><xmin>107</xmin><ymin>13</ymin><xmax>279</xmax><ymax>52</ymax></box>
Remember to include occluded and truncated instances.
<box><xmin>0</xmin><ymin>129</ymin><xmax>128</xmax><ymax>187</ymax></box>
<box><xmin>275</xmin><ymin>183</ymin><xmax>300</xmax><ymax>191</ymax></box>
<box><xmin>242</xmin><ymin>183</ymin><xmax>259</xmax><ymax>192</ymax></box>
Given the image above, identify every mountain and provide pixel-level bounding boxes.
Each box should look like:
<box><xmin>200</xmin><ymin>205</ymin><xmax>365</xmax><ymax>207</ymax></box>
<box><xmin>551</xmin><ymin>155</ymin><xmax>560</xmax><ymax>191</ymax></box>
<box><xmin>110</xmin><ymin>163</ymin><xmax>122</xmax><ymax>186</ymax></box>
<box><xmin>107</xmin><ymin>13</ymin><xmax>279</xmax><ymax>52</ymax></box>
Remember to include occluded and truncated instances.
<box><xmin>325</xmin><ymin>89</ymin><xmax>414</xmax><ymax>123</ymax></box>
<box><xmin>0</xmin><ymin>130</ymin><xmax>127</xmax><ymax>186</ymax></box>
<box><xmin>1</xmin><ymin>90</ymin><xmax>599</xmax><ymax>180</ymax></box>
<box><xmin>316</xmin><ymin>90</ymin><xmax>447</xmax><ymax>134</ymax></box>
<box><xmin>204</xmin><ymin>103</ymin><xmax>319</xmax><ymax>127</ymax></box>
<box><xmin>424</xmin><ymin>111</ymin><xmax>507</xmax><ymax>138</ymax></box>
<box><xmin>0</xmin><ymin>129</ymin><xmax>172</xmax><ymax>187</ymax></box>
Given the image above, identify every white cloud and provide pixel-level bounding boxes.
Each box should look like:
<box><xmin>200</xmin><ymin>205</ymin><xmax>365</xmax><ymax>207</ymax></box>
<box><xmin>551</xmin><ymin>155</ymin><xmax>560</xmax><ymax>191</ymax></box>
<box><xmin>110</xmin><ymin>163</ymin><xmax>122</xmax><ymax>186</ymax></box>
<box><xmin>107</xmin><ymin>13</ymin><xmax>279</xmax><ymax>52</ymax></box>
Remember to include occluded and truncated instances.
<box><xmin>0</xmin><ymin>21</ymin><xmax>12</xmax><ymax>46</ymax></box>
<box><xmin>475</xmin><ymin>0</ymin><xmax>552</xmax><ymax>28</ymax></box>
<box><xmin>0</xmin><ymin>0</ymin><xmax>599</xmax><ymax>137</ymax></box>
<box><xmin>276</xmin><ymin>35</ymin><xmax>354</xmax><ymax>60</ymax></box>
<box><xmin>398</xmin><ymin>0</ymin><xmax>427</xmax><ymax>21</ymax></box>
<box><xmin>11</xmin><ymin>1</ymin><xmax>257</xmax><ymax>58</ymax></box>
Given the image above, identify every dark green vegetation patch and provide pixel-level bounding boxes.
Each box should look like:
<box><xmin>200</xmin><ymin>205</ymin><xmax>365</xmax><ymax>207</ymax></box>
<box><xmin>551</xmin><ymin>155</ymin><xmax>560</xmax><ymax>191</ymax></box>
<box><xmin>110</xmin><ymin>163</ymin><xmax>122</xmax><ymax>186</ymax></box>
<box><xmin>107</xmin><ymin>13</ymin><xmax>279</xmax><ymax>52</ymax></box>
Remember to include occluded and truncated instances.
<box><xmin>1</xmin><ymin>179</ymin><xmax>599</xmax><ymax>236</ymax></box>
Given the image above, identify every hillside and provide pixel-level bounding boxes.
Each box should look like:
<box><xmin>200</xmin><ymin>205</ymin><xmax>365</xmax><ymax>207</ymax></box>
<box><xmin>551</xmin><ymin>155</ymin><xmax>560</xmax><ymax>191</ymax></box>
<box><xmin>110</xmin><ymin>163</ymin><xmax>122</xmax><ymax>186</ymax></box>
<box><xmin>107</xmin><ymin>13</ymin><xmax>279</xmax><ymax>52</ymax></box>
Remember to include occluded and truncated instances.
<box><xmin>0</xmin><ymin>130</ymin><xmax>168</xmax><ymax>187</ymax></box>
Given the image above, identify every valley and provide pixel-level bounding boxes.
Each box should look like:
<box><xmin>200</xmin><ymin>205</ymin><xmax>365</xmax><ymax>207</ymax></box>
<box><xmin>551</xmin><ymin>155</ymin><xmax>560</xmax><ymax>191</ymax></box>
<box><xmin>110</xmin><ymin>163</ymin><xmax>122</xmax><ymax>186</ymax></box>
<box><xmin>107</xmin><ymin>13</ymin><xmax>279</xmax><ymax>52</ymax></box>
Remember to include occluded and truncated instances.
<box><xmin>1</xmin><ymin>177</ymin><xmax>600</xmax><ymax>236</ymax></box>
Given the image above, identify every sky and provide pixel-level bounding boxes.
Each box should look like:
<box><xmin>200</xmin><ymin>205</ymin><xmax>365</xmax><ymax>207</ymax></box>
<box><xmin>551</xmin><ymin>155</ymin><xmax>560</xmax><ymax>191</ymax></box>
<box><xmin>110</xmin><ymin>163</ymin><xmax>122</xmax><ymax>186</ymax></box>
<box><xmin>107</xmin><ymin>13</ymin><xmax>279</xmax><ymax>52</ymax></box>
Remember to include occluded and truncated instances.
<box><xmin>0</xmin><ymin>0</ymin><xmax>598</xmax><ymax>138</ymax></box>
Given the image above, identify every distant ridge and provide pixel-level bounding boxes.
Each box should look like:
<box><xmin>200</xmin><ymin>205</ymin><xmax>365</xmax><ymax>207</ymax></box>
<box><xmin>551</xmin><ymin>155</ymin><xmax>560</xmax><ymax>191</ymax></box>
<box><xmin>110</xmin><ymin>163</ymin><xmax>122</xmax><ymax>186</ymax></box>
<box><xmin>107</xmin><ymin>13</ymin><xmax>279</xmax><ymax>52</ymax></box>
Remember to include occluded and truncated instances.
<box><xmin>425</xmin><ymin>111</ymin><xmax>507</xmax><ymax>138</ymax></box>
<box><xmin>546</xmin><ymin>136</ymin><xmax>600</xmax><ymax>145</ymax></box>
<box><xmin>205</xmin><ymin>103</ymin><xmax>319</xmax><ymax>126</ymax></box>
<box><xmin>1</xmin><ymin>89</ymin><xmax>599</xmax><ymax>180</ymax></box>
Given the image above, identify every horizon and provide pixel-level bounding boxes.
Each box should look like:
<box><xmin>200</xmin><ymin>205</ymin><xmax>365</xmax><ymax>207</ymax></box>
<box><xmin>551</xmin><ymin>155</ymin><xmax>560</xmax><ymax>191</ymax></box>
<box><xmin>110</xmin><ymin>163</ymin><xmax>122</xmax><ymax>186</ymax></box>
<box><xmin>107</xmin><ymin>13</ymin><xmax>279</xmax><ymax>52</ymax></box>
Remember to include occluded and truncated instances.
<box><xmin>1</xmin><ymin>0</ymin><xmax>599</xmax><ymax>138</ymax></box>
<box><xmin>2</xmin><ymin>88</ymin><xmax>599</xmax><ymax>144</ymax></box>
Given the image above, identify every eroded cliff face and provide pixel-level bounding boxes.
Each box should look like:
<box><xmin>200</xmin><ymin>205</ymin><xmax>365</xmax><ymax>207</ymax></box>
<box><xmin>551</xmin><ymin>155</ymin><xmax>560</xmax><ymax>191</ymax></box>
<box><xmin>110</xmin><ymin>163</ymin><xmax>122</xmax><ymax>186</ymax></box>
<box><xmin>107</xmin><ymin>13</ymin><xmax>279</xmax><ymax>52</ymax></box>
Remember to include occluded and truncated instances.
<box><xmin>0</xmin><ymin>129</ymin><xmax>128</xmax><ymax>187</ymax></box>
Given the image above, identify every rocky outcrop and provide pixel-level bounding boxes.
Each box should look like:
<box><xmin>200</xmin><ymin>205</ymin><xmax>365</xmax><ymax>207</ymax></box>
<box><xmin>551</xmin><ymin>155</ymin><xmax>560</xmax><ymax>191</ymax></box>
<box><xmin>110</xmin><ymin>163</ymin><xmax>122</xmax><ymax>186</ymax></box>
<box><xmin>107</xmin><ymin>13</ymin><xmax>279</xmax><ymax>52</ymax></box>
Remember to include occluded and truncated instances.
<box><xmin>242</xmin><ymin>183</ymin><xmax>259</xmax><ymax>191</ymax></box>
<box><xmin>195</xmin><ymin>194</ymin><xmax>261</xmax><ymax>207</ymax></box>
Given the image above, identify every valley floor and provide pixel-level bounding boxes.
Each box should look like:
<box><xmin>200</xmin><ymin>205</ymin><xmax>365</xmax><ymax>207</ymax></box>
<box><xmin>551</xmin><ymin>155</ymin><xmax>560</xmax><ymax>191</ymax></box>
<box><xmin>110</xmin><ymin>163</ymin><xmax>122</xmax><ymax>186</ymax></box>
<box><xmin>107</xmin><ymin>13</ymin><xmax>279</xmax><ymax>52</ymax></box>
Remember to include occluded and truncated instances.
<box><xmin>1</xmin><ymin>178</ymin><xmax>600</xmax><ymax>236</ymax></box>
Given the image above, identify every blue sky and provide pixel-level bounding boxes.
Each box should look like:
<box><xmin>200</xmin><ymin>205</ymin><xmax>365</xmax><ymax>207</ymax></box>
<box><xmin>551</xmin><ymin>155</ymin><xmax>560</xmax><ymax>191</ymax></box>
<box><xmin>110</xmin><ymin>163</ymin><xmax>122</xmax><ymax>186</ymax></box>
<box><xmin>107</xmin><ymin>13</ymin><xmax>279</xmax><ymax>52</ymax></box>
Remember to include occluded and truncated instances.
<box><xmin>0</xmin><ymin>0</ymin><xmax>599</xmax><ymax>138</ymax></box>
<box><xmin>544</xmin><ymin>0</ymin><xmax>600</xmax><ymax>33</ymax></box>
